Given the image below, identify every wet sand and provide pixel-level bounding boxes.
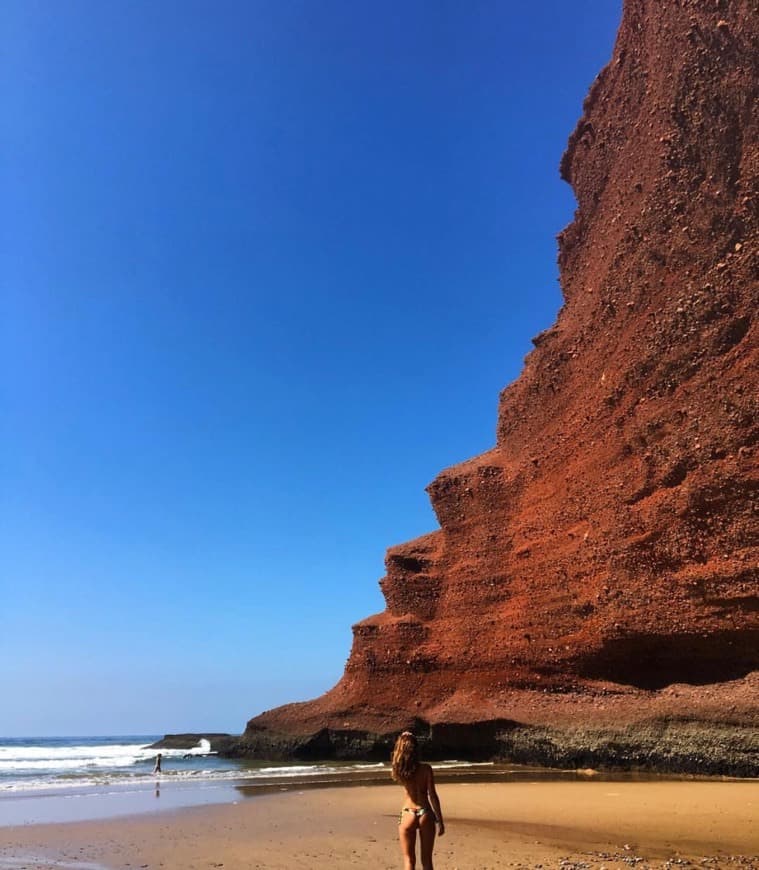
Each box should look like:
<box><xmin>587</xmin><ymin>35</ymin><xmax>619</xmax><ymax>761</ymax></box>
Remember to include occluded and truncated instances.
<box><xmin>1</xmin><ymin>780</ymin><xmax>757</xmax><ymax>869</ymax></box>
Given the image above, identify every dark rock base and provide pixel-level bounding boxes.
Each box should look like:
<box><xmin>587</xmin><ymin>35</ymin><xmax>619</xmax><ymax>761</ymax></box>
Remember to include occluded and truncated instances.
<box><xmin>222</xmin><ymin>718</ymin><xmax>759</xmax><ymax>778</ymax></box>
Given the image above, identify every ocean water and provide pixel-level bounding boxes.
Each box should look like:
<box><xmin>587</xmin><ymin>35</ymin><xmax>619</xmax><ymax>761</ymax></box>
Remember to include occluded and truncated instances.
<box><xmin>0</xmin><ymin>735</ymin><xmax>411</xmax><ymax>796</ymax></box>
<box><xmin>0</xmin><ymin>735</ymin><xmax>404</xmax><ymax>825</ymax></box>
<box><xmin>0</xmin><ymin>735</ymin><xmax>235</xmax><ymax>794</ymax></box>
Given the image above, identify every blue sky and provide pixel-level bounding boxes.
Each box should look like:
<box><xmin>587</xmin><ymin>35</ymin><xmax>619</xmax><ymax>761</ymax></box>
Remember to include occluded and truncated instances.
<box><xmin>1</xmin><ymin>1</ymin><xmax>622</xmax><ymax>736</ymax></box>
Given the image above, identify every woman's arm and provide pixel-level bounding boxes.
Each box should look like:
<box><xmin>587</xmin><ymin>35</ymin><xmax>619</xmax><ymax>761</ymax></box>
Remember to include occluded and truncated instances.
<box><xmin>426</xmin><ymin>765</ymin><xmax>445</xmax><ymax>835</ymax></box>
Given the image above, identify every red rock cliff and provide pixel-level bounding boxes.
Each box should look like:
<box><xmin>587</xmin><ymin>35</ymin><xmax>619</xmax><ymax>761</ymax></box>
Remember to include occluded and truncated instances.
<box><xmin>242</xmin><ymin>0</ymin><xmax>758</xmax><ymax>768</ymax></box>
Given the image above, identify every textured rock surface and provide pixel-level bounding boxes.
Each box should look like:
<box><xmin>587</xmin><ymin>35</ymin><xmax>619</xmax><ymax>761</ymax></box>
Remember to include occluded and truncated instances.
<box><xmin>239</xmin><ymin>0</ymin><xmax>758</xmax><ymax>772</ymax></box>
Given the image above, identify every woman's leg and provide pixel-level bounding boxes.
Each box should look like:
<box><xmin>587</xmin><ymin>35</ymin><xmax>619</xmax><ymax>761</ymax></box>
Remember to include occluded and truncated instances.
<box><xmin>419</xmin><ymin>814</ymin><xmax>436</xmax><ymax>870</ymax></box>
<box><xmin>398</xmin><ymin>815</ymin><xmax>417</xmax><ymax>870</ymax></box>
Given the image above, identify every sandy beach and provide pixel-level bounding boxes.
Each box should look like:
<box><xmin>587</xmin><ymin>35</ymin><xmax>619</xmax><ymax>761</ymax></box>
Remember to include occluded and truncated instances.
<box><xmin>1</xmin><ymin>779</ymin><xmax>757</xmax><ymax>869</ymax></box>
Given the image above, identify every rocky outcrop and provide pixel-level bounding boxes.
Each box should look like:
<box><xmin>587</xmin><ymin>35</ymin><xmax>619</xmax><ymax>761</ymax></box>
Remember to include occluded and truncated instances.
<box><xmin>149</xmin><ymin>733</ymin><xmax>231</xmax><ymax>750</ymax></box>
<box><xmin>238</xmin><ymin>0</ymin><xmax>758</xmax><ymax>773</ymax></box>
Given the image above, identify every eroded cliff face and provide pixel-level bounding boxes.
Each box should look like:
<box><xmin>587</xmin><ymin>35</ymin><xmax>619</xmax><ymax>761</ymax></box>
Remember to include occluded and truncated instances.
<box><xmin>241</xmin><ymin>0</ymin><xmax>758</xmax><ymax>769</ymax></box>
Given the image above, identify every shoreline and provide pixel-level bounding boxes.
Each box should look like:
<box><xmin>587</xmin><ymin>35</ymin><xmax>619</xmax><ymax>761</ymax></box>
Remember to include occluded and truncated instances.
<box><xmin>0</xmin><ymin>780</ymin><xmax>757</xmax><ymax>869</ymax></box>
<box><xmin>2</xmin><ymin>761</ymin><xmax>755</xmax><ymax>828</ymax></box>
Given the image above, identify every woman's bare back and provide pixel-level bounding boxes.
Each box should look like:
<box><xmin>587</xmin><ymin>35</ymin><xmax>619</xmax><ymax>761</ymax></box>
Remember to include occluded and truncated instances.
<box><xmin>400</xmin><ymin>763</ymin><xmax>433</xmax><ymax>809</ymax></box>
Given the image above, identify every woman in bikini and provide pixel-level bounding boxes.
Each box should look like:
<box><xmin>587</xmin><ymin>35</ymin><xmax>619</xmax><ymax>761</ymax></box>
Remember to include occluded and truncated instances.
<box><xmin>391</xmin><ymin>731</ymin><xmax>445</xmax><ymax>870</ymax></box>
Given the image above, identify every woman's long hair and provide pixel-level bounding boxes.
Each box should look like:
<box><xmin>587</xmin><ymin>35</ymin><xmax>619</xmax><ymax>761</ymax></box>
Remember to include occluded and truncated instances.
<box><xmin>391</xmin><ymin>731</ymin><xmax>419</xmax><ymax>782</ymax></box>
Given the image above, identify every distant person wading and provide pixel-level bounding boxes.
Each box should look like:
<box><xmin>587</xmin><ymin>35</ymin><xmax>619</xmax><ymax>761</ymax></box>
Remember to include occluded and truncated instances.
<box><xmin>391</xmin><ymin>732</ymin><xmax>444</xmax><ymax>870</ymax></box>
